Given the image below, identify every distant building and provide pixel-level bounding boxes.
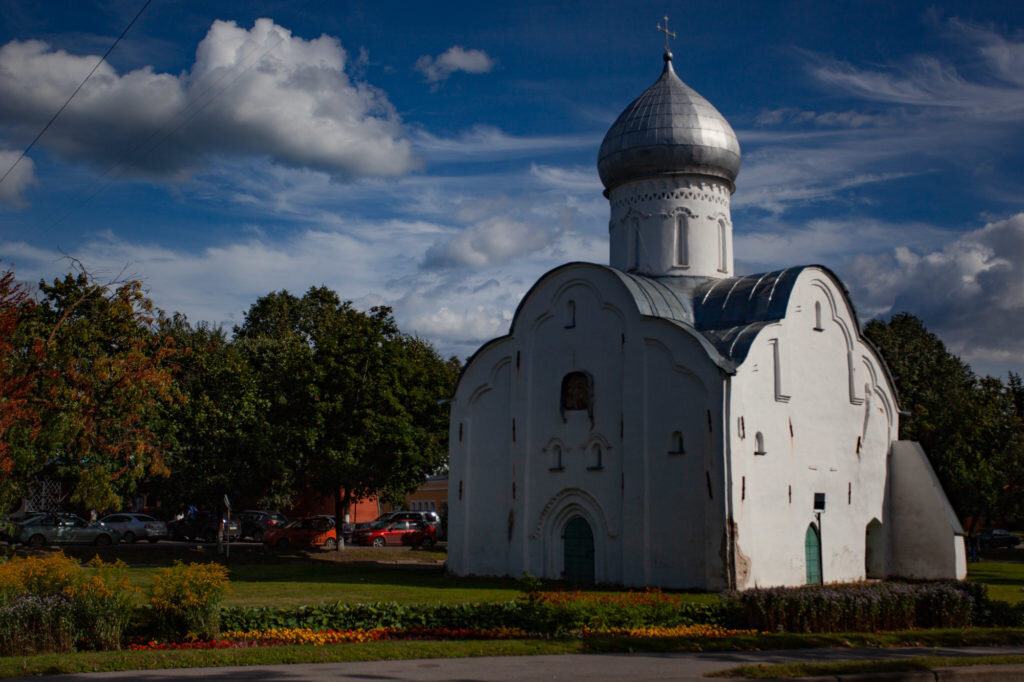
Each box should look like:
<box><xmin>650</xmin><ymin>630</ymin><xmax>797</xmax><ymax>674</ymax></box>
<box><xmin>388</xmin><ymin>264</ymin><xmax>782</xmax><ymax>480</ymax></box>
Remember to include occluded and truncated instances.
<box><xmin>447</xmin><ymin>48</ymin><xmax>965</xmax><ymax>589</ymax></box>
<box><xmin>403</xmin><ymin>474</ymin><xmax>448</xmax><ymax>517</ymax></box>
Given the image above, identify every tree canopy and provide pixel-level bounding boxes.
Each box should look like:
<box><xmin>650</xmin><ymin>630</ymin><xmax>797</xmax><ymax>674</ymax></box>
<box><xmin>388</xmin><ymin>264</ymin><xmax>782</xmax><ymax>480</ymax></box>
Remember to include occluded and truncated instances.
<box><xmin>865</xmin><ymin>313</ymin><xmax>1024</xmax><ymax>529</ymax></box>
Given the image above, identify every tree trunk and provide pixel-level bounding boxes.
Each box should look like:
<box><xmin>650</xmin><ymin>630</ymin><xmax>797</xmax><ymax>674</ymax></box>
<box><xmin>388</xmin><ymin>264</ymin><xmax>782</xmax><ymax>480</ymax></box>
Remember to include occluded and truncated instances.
<box><xmin>334</xmin><ymin>488</ymin><xmax>351</xmax><ymax>551</ymax></box>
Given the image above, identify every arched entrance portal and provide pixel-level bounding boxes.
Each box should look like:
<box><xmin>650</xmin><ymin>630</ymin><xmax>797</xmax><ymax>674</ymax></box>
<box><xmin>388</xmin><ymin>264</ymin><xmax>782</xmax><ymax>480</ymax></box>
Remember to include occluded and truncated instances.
<box><xmin>563</xmin><ymin>516</ymin><xmax>595</xmax><ymax>583</ymax></box>
<box><xmin>805</xmin><ymin>524</ymin><xmax>822</xmax><ymax>585</ymax></box>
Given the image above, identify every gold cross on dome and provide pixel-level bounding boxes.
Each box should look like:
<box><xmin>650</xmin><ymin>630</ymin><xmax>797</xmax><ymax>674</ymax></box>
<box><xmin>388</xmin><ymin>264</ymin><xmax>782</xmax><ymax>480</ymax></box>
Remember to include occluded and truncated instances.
<box><xmin>657</xmin><ymin>16</ymin><xmax>676</xmax><ymax>51</ymax></box>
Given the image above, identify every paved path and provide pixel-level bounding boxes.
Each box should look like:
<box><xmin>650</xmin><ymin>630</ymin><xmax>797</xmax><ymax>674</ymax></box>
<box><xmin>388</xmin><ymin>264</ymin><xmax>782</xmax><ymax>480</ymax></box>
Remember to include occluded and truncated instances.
<box><xmin>17</xmin><ymin>646</ymin><xmax>1024</xmax><ymax>681</ymax></box>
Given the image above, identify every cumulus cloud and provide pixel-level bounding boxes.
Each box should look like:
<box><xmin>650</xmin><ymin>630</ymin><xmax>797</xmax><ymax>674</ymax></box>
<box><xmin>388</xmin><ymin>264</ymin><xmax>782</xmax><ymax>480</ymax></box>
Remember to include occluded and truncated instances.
<box><xmin>0</xmin><ymin>151</ymin><xmax>36</xmax><ymax>206</ymax></box>
<box><xmin>414</xmin><ymin>46</ymin><xmax>494</xmax><ymax>84</ymax></box>
<box><xmin>0</xmin><ymin>19</ymin><xmax>417</xmax><ymax>179</ymax></box>
<box><xmin>423</xmin><ymin>216</ymin><xmax>554</xmax><ymax>269</ymax></box>
<box><xmin>845</xmin><ymin>213</ymin><xmax>1024</xmax><ymax>371</ymax></box>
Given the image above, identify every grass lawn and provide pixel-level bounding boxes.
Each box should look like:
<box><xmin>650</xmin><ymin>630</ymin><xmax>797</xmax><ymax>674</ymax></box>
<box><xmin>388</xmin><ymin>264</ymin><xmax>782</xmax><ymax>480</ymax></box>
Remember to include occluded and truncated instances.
<box><xmin>708</xmin><ymin>654</ymin><xmax>1024</xmax><ymax>679</ymax></box>
<box><xmin>3</xmin><ymin>630</ymin><xmax>1024</xmax><ymax>679</ymax></box>
<box><xmin>968</xmin><ymin>554</ymin><xmax>1024</xmax><ymax>605</ymax></box>
<box><xmin>92</xmin><ymin>546</ymin><xmax>718</xmax><ymax>608</ymax></box>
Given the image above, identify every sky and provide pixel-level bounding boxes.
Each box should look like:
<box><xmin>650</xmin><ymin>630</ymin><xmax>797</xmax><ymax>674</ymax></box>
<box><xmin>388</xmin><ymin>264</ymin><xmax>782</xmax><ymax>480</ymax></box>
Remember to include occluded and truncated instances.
<box><xmin>1</xmin><ymin>1</ymin><xmax>1023</xmax><ymax>377</ymax></box>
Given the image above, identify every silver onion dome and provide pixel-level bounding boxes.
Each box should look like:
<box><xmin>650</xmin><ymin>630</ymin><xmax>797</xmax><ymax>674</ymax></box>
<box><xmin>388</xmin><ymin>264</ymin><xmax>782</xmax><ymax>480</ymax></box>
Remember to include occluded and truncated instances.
<box><xmin>598</xmin><ymin>51</ymin><xmax>741</xmax><ymax>193</ymax></box>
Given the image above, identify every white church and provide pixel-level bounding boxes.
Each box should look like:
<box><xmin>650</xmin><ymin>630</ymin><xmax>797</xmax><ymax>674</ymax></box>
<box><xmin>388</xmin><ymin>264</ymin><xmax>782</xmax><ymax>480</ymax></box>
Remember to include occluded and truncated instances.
<box><xmin>446</xmin><ymin>45</ymin><xmax>966</xmax><ymax>590</ymax></box>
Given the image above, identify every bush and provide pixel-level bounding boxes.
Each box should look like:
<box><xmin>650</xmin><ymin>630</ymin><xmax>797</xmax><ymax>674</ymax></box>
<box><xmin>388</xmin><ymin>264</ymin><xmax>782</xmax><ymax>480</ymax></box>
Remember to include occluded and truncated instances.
<box><xmin>68</xmin><ymin>557</ymin><xmax>137</xmax><ymax>650</ymax></box>
<box><xmin>149</xmin><ymin>562</ymin><xmax>230</xmax><ymax>640</ymax></box>
<box><xmin>0</xmin><ymin>553</ymin><xmax>135</xmax><ymax>651</ymax></box>
<box><xmin>724</xmin><ymin>581</ymin><xmax>980</xmax><ymax>633</ymax></box>
<box><xmin>221</xmin><ymin>590</ymin><xmax>725</xmax><ymax>635</ymax></box>
<box><xmin>0</xmin><ymin>594</ymin><xmax>75</xmax><ymax>656</ymax></box>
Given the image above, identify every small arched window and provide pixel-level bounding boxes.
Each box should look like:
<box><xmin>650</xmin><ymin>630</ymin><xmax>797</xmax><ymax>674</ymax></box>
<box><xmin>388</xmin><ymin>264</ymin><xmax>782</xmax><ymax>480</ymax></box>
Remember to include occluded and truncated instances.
<box><xmin>561</xmin><ymin>371</ymin><xmax>593</xmax><ymax>423</ymax></box>
<box><xmin>675</xmin><ymin>215</ymin><xmax>688</xmax><ymax>266</ymax></box>
<box><xmin>550</xmin><ymin>445</ymin><xmax>564</xmax><ymax>471</ymax></box>
<box><xmin>629</xmin><ymin>218</ymin><xmax>640</xmax><ymax>271</ymax></box>
<box><xmin>669</xmin><ymin>431</ymin><xmax>685</xmax><ymax>454</ymax></box>
<box><xmin>565</xmin><ymin>300</ymin><xmax>576</xmax><ymax>329</ymax></box>
<box><xmin>813</xmin><ymin>301</ymin><xmax>824</xmax><ymax>331</ymax></box>
<box><xmin>754</xmin><ymin>432</ymin><xmax>766</xmax><ymax>456</ymax></box>
<box><xmin>588</xmin><ymin>443</ymin><xmax>603</xmax><ymax>470</ymax></box>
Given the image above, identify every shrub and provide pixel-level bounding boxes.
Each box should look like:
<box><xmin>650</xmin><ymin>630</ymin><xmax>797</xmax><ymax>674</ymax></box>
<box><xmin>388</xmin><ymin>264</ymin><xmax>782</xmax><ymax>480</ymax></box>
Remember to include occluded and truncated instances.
<box><xmin>220</xmin><ymin>591</ymin><xmax>725</xmax><ymax>636</ymax></box>
<box><xmin>0</xmin><ymin>553</ymin><xmax>80</xmax><ymax>605</ymax></box>
<box><xmin>724</xmin><ymin>581</ymin><xmax>979</xmax><ymax>633</ymax></box>
<box><xmin>150</xmin><ymin>562</ymin><xmax>230</xmax><ymax>640</ymax></box>
<box><xmin>68</xmin><ymin>557</ymin><xmax>137</xmax><ymax>650</ymax></box>
<box><xmin>0</xmin><ymin>594</ymin><xmax>75</xmax><ymax>656</ymax></box>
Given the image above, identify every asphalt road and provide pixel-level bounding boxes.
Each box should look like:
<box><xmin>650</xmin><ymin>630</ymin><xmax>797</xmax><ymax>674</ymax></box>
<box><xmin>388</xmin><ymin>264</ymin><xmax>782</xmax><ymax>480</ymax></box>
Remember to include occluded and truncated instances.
<box><xmin>9</xmin><ymin>646</ymin><xmax>1024</xmax><ymax>681</ymax></box>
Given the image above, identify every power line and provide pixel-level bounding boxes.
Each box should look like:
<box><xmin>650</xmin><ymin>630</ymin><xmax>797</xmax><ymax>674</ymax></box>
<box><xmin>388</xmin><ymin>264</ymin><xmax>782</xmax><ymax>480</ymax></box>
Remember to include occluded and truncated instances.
<box><xmin>0</xmin><ymin>0</ymin><xmax>153</xmax><ymax>187</ymax></box>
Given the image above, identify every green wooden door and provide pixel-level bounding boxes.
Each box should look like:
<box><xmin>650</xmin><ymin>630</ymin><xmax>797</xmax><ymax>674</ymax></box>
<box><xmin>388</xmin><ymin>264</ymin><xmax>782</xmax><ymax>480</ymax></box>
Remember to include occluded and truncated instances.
<box><xmin>563</xmin><ymin>516</ymin><xmax>594</xmax><ymax>583</ymax></box>
<box><xmin>805</xmin><ymin>524</ymin><xmax>822</xmax><ymax>585</ymax></box>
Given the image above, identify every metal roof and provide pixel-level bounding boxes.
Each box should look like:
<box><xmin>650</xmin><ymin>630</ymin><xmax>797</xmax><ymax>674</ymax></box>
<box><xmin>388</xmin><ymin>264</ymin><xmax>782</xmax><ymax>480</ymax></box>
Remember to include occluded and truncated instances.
<box><xmin>597</xmin><ymin>52</ymin><xmax>741</xmax><ymax>193</ymax></box>
<box><xmin>608</xmin><ymin>267</ymin><xmax>805</xmax><ymax>368</ymax></box>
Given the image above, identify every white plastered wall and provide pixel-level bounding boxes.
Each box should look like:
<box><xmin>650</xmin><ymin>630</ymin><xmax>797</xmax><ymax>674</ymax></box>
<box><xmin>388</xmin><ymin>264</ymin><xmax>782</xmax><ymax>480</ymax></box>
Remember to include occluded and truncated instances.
<box><xmin>726</xmin><ymin>267</ymin><xmax>897</xmax><ymax>588</ymax></box>
<box><xmin>448</xmin><ymin>264</ymin><xmax>727</xmax><ymax>588</ymax></box>
<box><xmin>886</xmin><ymin>441</ymin><xmax>967</xmax><ymax>580</ymax></box>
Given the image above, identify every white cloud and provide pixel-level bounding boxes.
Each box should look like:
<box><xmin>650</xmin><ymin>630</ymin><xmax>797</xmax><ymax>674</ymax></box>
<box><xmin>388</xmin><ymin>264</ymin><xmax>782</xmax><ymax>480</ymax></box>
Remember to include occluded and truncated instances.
<box><xmin>0</xmin><ymin>151</ymin><xmax>36</xmax><ymax>206</ymax></box>
<box><xmin>845</xmin><ymin>212</ymin><xmax>1024</xmax><ymax>372</ymax></box>
<box><xmin>423</xmin><ymin>216</ymin><xmax>554</xmax><ymax>269</ymax></box>
<box><xmin>0</xmin><ymin>19</ymin><xmax>417</xmax><ymax>179</ymax></box>
<box><xmin>412</xmin><ymin>125</ymin><xmax>599</xmax><ymax>161</ymax></box>
<box><xmin>414</xmin><ymin>46</ymin><xmax>494</xmax><ymax>84</ymax></box>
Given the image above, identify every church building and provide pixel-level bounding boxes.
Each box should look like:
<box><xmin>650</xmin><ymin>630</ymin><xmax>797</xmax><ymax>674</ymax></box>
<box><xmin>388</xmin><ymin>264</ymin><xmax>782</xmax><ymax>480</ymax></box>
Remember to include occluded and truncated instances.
<box><xmin>446</xmin><ymin>45</ymin><xmax>966</xmax><ymax>589</ymax></box>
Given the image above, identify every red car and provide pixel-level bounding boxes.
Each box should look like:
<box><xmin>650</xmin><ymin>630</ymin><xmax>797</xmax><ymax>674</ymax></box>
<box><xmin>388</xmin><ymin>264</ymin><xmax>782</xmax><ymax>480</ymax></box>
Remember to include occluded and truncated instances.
<box><xmin>351</xmin><ymin>519</ymin><xmax>436</xmax><ymax>548</ymax></box>
<box><xmin>262</xmin><ymin>516</ymin><xmax>338</xmax><ymax>550</ymax></box>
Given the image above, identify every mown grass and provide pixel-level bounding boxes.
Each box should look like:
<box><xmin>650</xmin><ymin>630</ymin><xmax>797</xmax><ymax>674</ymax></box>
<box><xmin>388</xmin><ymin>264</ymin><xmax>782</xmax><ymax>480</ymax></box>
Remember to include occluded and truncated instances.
<box><xmin>0</xmin><ymin>639</ymin><xmax>579</xmax><ymax>678</ymax></box>
<box><xmin>112</xmin><ymin>558</ymin><xmax>718</xmax><ymax>608</ymax></box>
<box><xmin>3</xmin><ymin>630</ymin><xmax>1024</xmax><ymax>679</ymax></box>
<box><xmin>969</xmin><ymin>556</ymin><xmax>1024</xmax><ymax>605</ymax></box>
<box><xmin>709</xmin><ymin>654</ymin><xmax>1024</xmax><ymax>678</ymax></box>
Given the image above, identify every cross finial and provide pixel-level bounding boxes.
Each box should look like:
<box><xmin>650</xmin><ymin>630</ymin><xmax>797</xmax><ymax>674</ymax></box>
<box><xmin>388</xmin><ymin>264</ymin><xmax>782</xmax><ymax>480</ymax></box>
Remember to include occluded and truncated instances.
<box><xmin>656</xmin><ymin>15</ymin><xmax>676</xmax><ymax>53</ymax></box>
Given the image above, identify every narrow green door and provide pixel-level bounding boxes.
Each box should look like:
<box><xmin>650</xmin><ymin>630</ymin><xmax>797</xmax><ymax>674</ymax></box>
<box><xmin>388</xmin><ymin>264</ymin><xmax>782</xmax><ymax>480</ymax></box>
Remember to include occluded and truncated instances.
<box><xmin>805</xmin><ymin>524</ymin><xmax>822</xmax><ymax>585</ymax></box>
<box><xmin>563</xmin><ymin>516</ymin><xmax>594</xmax><ymax>583</ymax></box>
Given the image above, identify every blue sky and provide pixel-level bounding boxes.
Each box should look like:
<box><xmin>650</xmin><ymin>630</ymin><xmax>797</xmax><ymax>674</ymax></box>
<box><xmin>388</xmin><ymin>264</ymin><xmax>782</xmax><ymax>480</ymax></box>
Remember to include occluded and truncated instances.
<box><xmin>1</xmin><ymin>1</ymin><xmax>1023</xmax><ymax>376</ymax></box>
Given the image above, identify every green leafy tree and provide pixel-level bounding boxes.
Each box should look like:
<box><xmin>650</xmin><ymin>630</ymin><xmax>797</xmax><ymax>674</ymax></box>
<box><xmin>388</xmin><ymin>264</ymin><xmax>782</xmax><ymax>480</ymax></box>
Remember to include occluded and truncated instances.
<box><xmin>152</xmin><ymin>315</ymin><xmax>290</xmax><ymax>513</ymax></box>
<box><xmin>235</xmin><ymin>287</ymin><xmax>456</xmax><ymax>537</ymax></box>
<box><xmin>865</xmin><ymin>313</ymin><xmax>1024</xmax><ymax>530</ymax></box>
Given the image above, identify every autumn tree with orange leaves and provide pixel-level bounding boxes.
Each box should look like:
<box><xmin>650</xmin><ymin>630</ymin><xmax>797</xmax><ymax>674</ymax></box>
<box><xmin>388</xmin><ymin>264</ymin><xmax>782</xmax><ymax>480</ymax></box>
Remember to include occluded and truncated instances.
<box><xmin>1</xmin><ymin>265</ymin><xmax>178</xmax><ymax>513</ymax></box>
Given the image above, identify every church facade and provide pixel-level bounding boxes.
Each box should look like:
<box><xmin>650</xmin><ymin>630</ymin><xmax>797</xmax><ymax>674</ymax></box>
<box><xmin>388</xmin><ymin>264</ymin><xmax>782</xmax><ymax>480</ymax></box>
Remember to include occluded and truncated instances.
<box><xmin>446</xmin><ymin>49</ymin><xmax>966</xmax><ymax>590</ymax></box>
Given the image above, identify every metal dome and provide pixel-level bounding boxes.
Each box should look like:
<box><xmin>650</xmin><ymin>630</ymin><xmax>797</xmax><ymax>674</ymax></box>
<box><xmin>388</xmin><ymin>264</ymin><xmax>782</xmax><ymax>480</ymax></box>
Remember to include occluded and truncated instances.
<box><xmin>598</xmin><ymin>52</ymin><xmax>741</xmax><ymax>193</ymax></box>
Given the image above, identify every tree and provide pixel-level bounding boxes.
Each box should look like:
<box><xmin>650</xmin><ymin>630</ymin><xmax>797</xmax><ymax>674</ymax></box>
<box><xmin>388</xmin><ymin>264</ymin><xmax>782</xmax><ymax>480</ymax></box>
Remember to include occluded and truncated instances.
<box><xmin>864</xmin><ymin>313</ymin><xmax>1024</xmax><ymax>530</ymax></box>
<box><xmin>151</xmin><ymin>315</ymin><xmax>289</xmax><ymax>513</ymax></box>
<box><xmin>0</xmin><ymin>267</ymin><xmax>41</xmax><ymax>514</ymax></box>
<box><xmin>235</xmin><ymin>287</ymin><xmax>456</xmax><ymax>537</ymax></box>
<box><xmin>10</xmin><ymin>268</ymin><xmax>178</xmax><ymax>511</ymax></box>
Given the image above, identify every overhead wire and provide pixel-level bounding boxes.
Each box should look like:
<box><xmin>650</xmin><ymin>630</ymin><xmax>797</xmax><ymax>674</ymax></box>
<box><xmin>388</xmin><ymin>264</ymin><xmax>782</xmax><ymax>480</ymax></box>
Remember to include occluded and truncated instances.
<box><xmin>23</xmin><ymin>0</ymin><xmax>327</xmax><ymax>236</ymax></box>
<box><xmin>0</xmin><ymin>0</ymin><xmax>153</xmax><ymax>187</ymax></box>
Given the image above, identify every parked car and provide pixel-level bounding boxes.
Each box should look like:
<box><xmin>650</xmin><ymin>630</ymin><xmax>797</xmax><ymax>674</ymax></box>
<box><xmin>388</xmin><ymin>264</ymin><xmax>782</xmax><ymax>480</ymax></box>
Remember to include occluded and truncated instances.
<box><xmin>12</xmin><ymin>513</ymin><xmax>121</xmax><ymax>548</ymax></box>
<box><xmin>354</xmin><ymin>510</ymin><xmax>439</xmax><ymax>530</ymax></box>
<box><xmin>238</xmin><ymin>510</ymin><xmax>288</xmax><ymax>541</ymax></box>
<box><xmin>263</xmin><ymin>516</ymin><xmax>338</xmax><ymax>550</ymax></box>
<box><xmin>979</xmin><ymin>529</ymin><xmax>1022</xmax><ymax>549</ymax></box>
<box><xmin>167</xmin><ymin>510</ymin><xmax>240</xmax><ymax>543</ymax></box>
<box><xmin>99</xmin><ymin>513</ymin><xmax>169</xmax><ymax>543</ymax></box>
<box><xmin>351</xmin><ymin>519</ymin><xmax>436</xmax><ymax>548</ymax></box>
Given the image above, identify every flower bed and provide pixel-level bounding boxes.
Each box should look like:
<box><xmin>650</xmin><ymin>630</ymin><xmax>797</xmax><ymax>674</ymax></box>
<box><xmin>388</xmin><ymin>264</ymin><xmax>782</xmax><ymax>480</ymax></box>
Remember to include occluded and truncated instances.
<box><xmin>126</xmin><ymin>623</ymin><xmax>760</xmax><ymax>651</ymax></box>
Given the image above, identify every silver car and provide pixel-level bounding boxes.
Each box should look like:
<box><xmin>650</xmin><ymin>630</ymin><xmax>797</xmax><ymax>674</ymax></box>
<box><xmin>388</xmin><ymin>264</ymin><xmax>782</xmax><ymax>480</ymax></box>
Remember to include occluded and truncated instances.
<box><xmin>100</xmin><ymin>513</ymin><xmax>169</xmax><ymax>543</ymax></box>
<box><xmin>13</xmin><ymin>513</ymin><xmax>121</xmax><ymax>548</ymax></box>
